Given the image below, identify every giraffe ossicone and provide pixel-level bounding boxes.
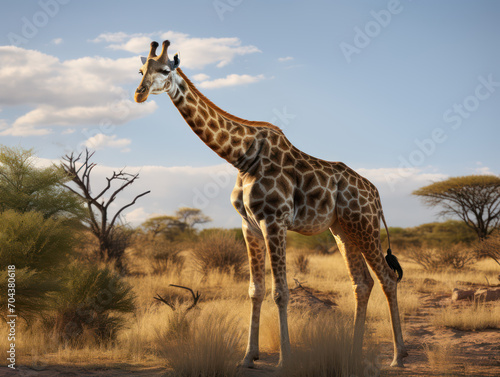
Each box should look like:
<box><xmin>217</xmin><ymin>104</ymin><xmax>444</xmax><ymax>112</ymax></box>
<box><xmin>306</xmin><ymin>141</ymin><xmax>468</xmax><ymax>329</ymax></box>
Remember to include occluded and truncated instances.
<box><xmin>135</xmin><ymin>40</ymin><xmax>408</xmax><ymax>368</ymax></box>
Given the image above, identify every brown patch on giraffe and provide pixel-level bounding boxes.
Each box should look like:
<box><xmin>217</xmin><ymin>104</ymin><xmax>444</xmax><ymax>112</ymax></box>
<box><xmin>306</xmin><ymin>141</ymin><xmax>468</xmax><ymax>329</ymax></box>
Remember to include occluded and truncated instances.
<box><xmin>181</xmin><ymin>104</ymin><xmax>194</xmax><ymax>118</ymax></box>
<box><xmin>216</xmin><ymin>131</ymin><xmax>229</xmax><ymax>145</ymax></box>
<box><xmin>194</xmin><ymin>116</ymin><xmax>204</xmax><ymax>129</ymax></box>
<box><xmin>198</xmin><ymin>107</ymin><xmax>208</xmax><ymax>119</ymax></box>
<box><xmin>186</xmin><ymin>93</ymin><xmax>197</xmax><ymax>105</ymax></box>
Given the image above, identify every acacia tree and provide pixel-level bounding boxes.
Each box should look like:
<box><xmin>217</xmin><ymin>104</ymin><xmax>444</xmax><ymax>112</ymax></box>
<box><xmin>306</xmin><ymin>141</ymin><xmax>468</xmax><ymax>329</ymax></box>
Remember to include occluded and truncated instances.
<box><xmin>141</xmin><ymin>208</ymin><xmax>211</xmax><ymax>240</ymax></box>
<box><xmin>62</xmin><ymin>149</ymin><xmax>150</xmax><ymax>267</ymax></box>
<box><xmin>141</xmin><ymin>215</ymin><xmax>183</xmax><ymax>239</ymax></box>
<box><xmin>413</xmin><ymin>175</ymin><xmax>500</xmax><ymax>240</ymax></box>
<box><xmin>175</xmin><ymin>207</ymin><xmax>212</xmax><ymax>232</ymax></box>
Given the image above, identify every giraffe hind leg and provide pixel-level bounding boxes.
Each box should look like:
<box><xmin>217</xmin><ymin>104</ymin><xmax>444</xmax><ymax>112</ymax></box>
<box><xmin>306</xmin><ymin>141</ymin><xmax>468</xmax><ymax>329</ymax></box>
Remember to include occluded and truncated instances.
<box><xmin>337</xmin><ymin>216</ymin><xmax>408</xmax><ymax>367</ymax></box>
<box><xmin>330</xmin><ymin>222</ymin><xmax>374</xmax><ymax>360</ymax></box>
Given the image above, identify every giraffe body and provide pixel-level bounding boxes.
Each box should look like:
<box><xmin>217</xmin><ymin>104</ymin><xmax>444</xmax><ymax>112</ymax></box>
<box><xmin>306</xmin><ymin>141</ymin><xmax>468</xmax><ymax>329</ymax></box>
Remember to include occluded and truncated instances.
<box><xmin>135</xmin><ymin>40</ymin><xmax>408</xmax><ymax>368</ymax></box>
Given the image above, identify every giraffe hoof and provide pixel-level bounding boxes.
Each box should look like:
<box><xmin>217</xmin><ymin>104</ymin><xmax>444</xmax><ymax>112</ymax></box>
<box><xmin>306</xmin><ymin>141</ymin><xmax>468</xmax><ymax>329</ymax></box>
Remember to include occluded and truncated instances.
<box><xmin>237</xmin><ymin>360</ymin><xmax>255</xmax><ymax>369</ymax></box>
<box><xmin>390</xmin><ymin>359</ymin><xmax>405</xmax><ymax>368</ymax></box>
<box><xmin>238</xmin><ymin>354</ymin><xmax>259</xmax><ymax>368</ymax></box>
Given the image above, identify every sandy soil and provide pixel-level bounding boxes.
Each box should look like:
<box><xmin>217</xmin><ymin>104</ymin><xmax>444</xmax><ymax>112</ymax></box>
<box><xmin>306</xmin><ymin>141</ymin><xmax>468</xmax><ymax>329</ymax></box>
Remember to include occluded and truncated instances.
<box><xmin>2</xmin><ymin>290</ymin><xmax>498</xmax><ymax>377</ymax></box>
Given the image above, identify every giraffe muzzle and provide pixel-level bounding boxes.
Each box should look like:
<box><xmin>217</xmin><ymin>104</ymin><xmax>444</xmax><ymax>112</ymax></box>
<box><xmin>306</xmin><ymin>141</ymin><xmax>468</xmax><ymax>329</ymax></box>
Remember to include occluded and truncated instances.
<box><xmin>134</xmin><ymin>86</ymin><xmax>149</xmax><ymax>103</ymax></box>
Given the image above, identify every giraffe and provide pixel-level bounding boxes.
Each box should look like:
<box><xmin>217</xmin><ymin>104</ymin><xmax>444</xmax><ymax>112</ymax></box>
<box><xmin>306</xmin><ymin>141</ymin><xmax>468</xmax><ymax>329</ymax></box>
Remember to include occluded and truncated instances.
<box><xmin>135</xmin><ymin>40</ymin><xmax>408</xmax><ymax>368</ymax></box>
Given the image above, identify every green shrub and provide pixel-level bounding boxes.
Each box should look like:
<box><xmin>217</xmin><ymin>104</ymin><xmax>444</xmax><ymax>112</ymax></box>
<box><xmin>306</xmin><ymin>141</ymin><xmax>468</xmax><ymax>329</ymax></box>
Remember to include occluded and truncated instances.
<box><xmin>0</xmin><ymin>145</ymin><xmax>83</xmax><ymax>219</ymax></box>
<box><xmin>0</xmin><ymin>268</ymin><xmax>60</xmax><ymax>321</ymax></box>
<box><xmin>383</xmin><ymin>220</ymin><xmax>478</xmax><ymax>250</ymax></box>
<box><xmin>0</xmin><ymin>210</ymin><xmax>74</xmax><ymax>271</ymax></box>
<box><xmin>51</xmin><ymin>264</ymin><xmax>136</xmax><ymax>345</ymax></box>
<box><xmin>0</xmin><ymin>210</ymin><xmax>74</xmax><ymax>320</ymax></box>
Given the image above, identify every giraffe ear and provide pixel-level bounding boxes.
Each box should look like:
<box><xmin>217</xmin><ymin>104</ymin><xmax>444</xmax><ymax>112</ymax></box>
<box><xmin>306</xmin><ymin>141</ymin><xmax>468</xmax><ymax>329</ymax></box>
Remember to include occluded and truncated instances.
<box><xmin>172</xmin><ymin>52</ymin><xmax>180</xmax><ymax>69</ymax></box>
<box><xmin>140</xmin><ymin>56</ymin><xmax>147</xmax><ymax>65</ymax></box>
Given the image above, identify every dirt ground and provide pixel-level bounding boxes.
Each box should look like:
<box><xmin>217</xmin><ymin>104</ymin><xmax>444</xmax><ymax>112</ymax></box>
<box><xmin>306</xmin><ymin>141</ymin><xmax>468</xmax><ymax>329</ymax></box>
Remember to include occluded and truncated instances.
<box><xmin>1</xmin><ymin>290</ymin><xmax>499</xmax><ymax>377</ymax></box>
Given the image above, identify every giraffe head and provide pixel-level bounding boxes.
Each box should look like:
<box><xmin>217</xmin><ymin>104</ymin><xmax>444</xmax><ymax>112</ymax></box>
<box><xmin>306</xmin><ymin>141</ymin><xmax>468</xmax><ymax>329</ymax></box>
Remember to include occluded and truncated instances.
<box><xmin>134</xmin><ymin>40</ymin><xmax>180</xmax><ymax>103</ymax></box>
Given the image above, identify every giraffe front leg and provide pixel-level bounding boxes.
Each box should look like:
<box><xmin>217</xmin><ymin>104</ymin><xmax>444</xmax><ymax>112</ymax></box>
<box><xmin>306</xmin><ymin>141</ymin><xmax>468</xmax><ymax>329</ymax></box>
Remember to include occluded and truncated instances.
<box><xmin>239</xmin><ymin>221</ymin><xmax>266</xmax><ymax>368</ymax></box>
<box><xmin>260</xmin><ymin>219</ymin><xmax>291</xmax><ymax>368</ymax></box>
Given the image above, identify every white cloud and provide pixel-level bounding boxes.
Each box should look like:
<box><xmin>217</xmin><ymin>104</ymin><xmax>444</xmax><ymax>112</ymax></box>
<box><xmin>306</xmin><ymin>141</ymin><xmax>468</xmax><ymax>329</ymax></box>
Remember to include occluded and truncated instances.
<box><xmin>43</xmin><ymin>159</ymin><xmax>241</xmax><ymax>228</ymax></box>
<box><xmin>0</xmin><ymin>119</ymin><xmax>8</xmax><ymax>131</ymax></box>
<box><xmin>91</xmin><ymin>32</ymin><xmax>136</xmax><ymax>44</ymax></box>
<box><xmin>51</xmin><ymin>38</ymin><xmax>63</xmax><ymax>45</ymax></box>
<box><xmin>124</xmin><ymin>207</ymin><xmax>149</xmax><ymax>225</ymax></box>
<box><xmin>92</xmin><ymin>31</ymin><xmax>261</xmax><ymax>70</ymax></box>
<box><xmin>36</xmin><ymin>154</ymin><xmax>452</xmax><ymax>229</ymax></box>
<box><xmin>472</xmin><ymin>162</ymin><xmax>496</xmax><ymax>176</ymax></box>
<box><xmin>198</xmin><ymin>74</ymin><xmax>265</xmax><ymax>89</ymax></box>
<box><xmin>0</xmin><ymin>46</ymin><xmax>158</xmax><ymax>136</ymax></box>
<box><xmin>357</xmin><ymin>166</ymin><xmax>448</xmax><ymax>227</ymax></box>
<box><xmin>83</xmin><ymin>133</ymin><xmax>132</xmax><ymax>150</ymax></box>
<box><xmin>278</xmin><ymin>56</ymin><xmax>294</xmax><ymax>62</ymax></box>
<box><xmin>192</xmin><ymin>73</ymin><xmax>210</xmax><ymax>82</ymax></box>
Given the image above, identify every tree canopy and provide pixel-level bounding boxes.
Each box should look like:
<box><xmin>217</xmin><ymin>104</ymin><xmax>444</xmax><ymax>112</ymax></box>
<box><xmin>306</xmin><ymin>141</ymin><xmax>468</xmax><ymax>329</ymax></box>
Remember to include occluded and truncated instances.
<box><xmin>413</xmin><ymin>175</ymin><xmax>500</xmax><ymax>239</ymax></box>
<box><xmin>141</xmin><ymin>207</ymin><xmax>212</xmax><ymax>241</ymax></box>
<box><xmin>0</xmin><ymin>146</ymin><xmax>83</xmax><ymax>220</ymax></box>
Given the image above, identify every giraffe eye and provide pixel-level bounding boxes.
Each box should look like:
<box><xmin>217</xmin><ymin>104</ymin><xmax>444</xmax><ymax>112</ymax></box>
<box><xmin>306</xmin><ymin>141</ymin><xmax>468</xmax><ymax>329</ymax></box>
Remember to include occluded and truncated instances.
<box><xmin>138</xmin><ymin>71</ymin><xmax>143</xmax><ymax>76</ymax></box>
<box><xmin>160</xmin><ymin>69</ymin><xmax>170</xmax><ymax>76</ymax></box>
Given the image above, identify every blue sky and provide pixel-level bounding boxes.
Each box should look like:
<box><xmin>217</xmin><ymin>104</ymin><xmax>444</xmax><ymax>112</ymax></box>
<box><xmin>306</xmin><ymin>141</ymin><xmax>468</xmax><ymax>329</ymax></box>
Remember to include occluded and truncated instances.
<box><xmin>1</xmin><ymin>0</ymin><xmax>499</xmax><ymax>228</ymax></box>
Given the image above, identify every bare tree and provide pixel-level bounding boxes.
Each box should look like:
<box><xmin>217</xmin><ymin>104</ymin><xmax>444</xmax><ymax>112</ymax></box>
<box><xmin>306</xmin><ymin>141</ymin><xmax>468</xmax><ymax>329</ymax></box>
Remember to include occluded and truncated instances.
<box><xmin>61</xmin><ymin>149</ymin><xmax>150</xmax><ymax>268</ymax></box>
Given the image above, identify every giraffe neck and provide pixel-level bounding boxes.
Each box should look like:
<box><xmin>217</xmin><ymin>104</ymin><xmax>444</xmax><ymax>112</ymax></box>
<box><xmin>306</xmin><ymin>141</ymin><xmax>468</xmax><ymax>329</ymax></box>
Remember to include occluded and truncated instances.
<box><xmin>166</xmin><ymin>68</ymin><xmax>261</xmax><ymax>168</ymax></box>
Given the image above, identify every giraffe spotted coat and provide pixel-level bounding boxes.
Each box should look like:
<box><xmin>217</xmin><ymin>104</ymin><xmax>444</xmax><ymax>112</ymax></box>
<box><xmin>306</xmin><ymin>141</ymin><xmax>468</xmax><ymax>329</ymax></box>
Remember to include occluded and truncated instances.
<box><xmin>135</xmin><ymin>40</ymin><xmax>408</xmax><ymax>368</ymax></box>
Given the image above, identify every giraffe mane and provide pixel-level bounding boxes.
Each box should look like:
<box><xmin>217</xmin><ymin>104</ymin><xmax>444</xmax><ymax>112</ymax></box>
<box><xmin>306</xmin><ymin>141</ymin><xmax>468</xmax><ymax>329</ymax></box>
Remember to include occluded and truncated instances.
<box><xmin>176</xmin><ymin>68</ymin><xmax>283</xmax><ymax>134</ymax></box>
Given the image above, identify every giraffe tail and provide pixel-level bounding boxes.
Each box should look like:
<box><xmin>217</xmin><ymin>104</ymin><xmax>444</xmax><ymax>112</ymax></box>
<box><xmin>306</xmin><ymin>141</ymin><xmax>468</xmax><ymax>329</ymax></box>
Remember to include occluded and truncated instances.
<box><xmin>381</xmin><ymin>211</ymin><xmax>403</xmax><ymax>282</ymax></box>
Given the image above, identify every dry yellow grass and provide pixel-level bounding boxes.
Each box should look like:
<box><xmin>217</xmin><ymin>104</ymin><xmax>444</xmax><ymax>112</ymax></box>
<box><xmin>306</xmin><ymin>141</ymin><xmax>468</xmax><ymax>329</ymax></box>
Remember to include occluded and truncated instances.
<box><xmin>282</xmin><ymin>311</ymin><xmax>375</xmax><ymax>377</ymax></box>
<box><xmin>155</xmin><ymin>301</ymin><xmax>245</xmax><ymax>377</ymax></box>
<box><xmin>432</xmin><ymin>300</ymin><xmax>500</xmax><ymax>330</ymax></box>
<box><xmin>5</xmin><ymin>245</ymin><xmax>499</xmax><ymax>374</ymax></box>
<box><xmin>422</xmin><ymin>339</ymin><xmax>458</xmax><ymax>375</ymax></box>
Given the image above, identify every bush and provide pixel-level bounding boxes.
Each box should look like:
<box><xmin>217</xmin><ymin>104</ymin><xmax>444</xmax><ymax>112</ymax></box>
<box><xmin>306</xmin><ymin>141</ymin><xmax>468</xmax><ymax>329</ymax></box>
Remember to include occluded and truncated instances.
<box><xmin>0</xmin><ymin>210</ymin><xmax>74</xmax><ymax>320</ymax></box>
<box><xmin>150</xmin><ymin>241</ymin><xmax>185</xmax><ymax>274</ymax></box>
<box><xmin>287</xmin><ymin>230</ymin><xmax>337</xmax><ymax>254</ymax></box>
<box><xmin>0</xmin><ymin>268</ymin><xmax>60</xmax><ymax>321</ymax></box>
<box><xmin>50</xmin><ymin>264</ymin><xmax>136</xmax><ymax>345</ymax></box>
<box><xmin>157</xmin><ymin>308</ymin><xmax>243</xmax><ymax>377</ymax></box>
<box><xmin>192</xmin><ymin>230</ymin><xmax>247</xmax><ymax>277</ymax></box>
<box><xmin>128</xmin><ymin>235</ymin><xmax>185</xmax><ymax>275</ymax></box>
<box><xmin>407</xmin><ymin>244</ymin><xmax>476</xmax><ymax>271</ymax></box>
<box><xmin>0</xmin><ymin>146</ymin><xmax>83</xmax><ymax>219</ymax></box>
<box><xmin>476</xmin><ymin>233</ymin><xmax>500</xmax><ymax>267</ymax></box>
<box><xmin>0</xmin><ymin>210</ymin><xmax>74</xmax><ymax>271</ymax></box>
<box><xmin>293</xmin><ymin>252</ymin><xmax>310</xmax><ymax>274</ymax></box>
<box><xmin>382</xmin><ymin>220</ymin><xmax>478</xmax><ymax>250</ymax></box>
